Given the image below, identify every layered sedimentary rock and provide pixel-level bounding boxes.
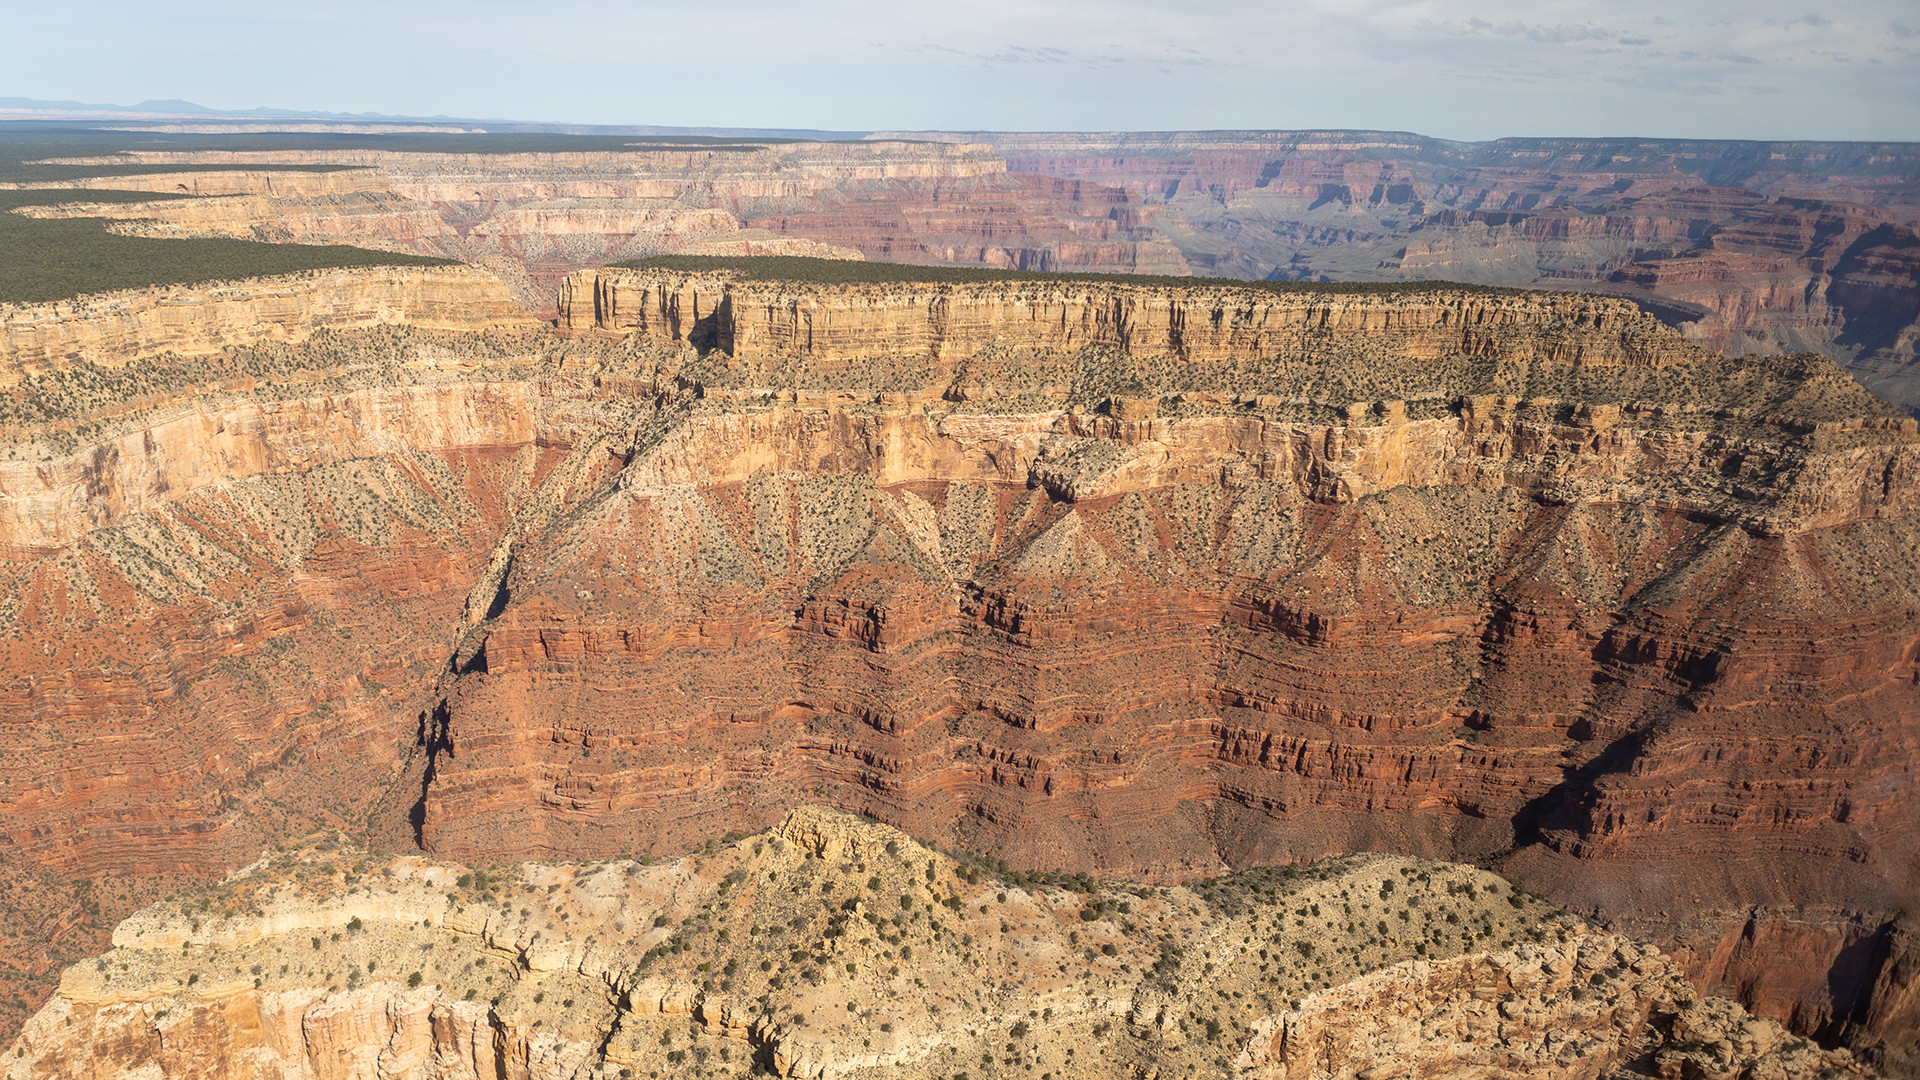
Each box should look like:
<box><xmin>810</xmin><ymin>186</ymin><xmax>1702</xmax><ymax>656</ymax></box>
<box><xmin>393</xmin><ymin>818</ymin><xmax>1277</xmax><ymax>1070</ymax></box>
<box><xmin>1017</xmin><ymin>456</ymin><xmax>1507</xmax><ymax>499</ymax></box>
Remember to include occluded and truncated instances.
<box><xmin>4</xmin><ymin>168</ymin><xmax>387</xmax><ymax>198</ymax></box>
<box><xmin>559</xmin><ymin>267</ymin><xmax>1699</xmax><ymax>367</ymax></box>
<box><xmin>740</xmin><ymin>173</ymin><xmax>1188</xmax><ymax>275</ymax></box>
<box><xmin>441</xmin><ymin>275</ymin><xmax>1920</xmax><ymax>1064</ymax></box>
<box><xmin>35</xmin><ymin>142</ymin><xmax>1010</xmax><ymax>195</ymax></box>
<box><xmin>27</xmin><ymin>134</ymin><xmax>1918</xmax><ymax>401</ymax></box>
<box><xmin>3</xmin><ymin>809</ymin><xmax>1877</xmax><ymax>1080</ymax></box>
<box><xmin>0</xmin><ymin>271</ymin><xmax>638</xmax><ymax>1037</ymax></box>
<box><xmin>0</xmin><ymin>265</ymin><xmax>535</xmax><ymax>385</ymax></box>
<box><xmin>23</xmin><ymin>132</ymin><xmax>1920</xmax><ymax>403</ymax></box>
<box><xmin>939</xmin><ymin>133</ymin><xmax>1918</xmax><ymax>219</ymax></box>
<box><xmin>3</xmin><ymin>271</ymin><xmax>1916</xmax><ymax>1068</ymax></box>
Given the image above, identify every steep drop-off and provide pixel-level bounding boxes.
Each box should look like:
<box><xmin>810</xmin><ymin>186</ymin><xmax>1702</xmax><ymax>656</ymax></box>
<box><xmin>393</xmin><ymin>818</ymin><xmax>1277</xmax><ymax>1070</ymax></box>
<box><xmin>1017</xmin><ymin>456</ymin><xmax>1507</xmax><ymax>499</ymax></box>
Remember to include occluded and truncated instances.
<box><xmin>442</xmin><ymin>269</ymin><xmax>1920</xmax><ymax>1068</ymax></box>
<box><xmin>0</xmin><ymin>264</ymin><xmax>534</xmax><ymax>389</ymax></box>
<box><xmin>2</xmin><ymin>268</ymin><xmax>1915</xmax><ymax>1069</ymax></box>
<box><xmin>0</xmin><ymin>265</ymin><xmax>620</xmax><ymax>1037</ymax></box>
<box><xmin>557</xmin><ymin>268</ymin><xmax>1698</xmax><ymax>367</ymax></box>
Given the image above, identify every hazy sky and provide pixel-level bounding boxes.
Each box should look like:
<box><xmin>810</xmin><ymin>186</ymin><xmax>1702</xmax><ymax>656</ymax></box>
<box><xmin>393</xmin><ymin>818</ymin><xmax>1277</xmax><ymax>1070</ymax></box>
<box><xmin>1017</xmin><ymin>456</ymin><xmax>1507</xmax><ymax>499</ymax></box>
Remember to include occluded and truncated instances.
<box><xmin>9</xmin><ymin>0</ymin><xmax>1918</xmax><ymax>139</ymax></box>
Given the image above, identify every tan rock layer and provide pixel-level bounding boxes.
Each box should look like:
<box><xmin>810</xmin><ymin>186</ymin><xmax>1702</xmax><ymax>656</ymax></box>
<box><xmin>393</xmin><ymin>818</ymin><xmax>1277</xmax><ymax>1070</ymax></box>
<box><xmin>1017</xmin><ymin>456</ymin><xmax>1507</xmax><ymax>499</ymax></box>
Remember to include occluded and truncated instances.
<box><xmin>560</xmin><ymin>268</ymin><xmax>1698</xmax><ymax>367</ymax></box>
<box><xmin>0</xmin><ymin>265</ymin><xmax>536</xmax><ymax>385</ymax></box>
<box><xmin>42</xmin><ymin>141</ymin><xmax>1009</xmax><ymax>200</ymax></box>
<box><xmin>3</xmin><ymin>812</ymin><xmax>1877</xmax><ymax>1080</ymax></box>
<box><xmin>0</xmin><ymin>380</ymin><xmax>539</xmax><ymax>551</ymax></box>
<box><xmin>2</xmin><ymin>169</ymin><xmax>387</xmax><ymax>197</ymax></box>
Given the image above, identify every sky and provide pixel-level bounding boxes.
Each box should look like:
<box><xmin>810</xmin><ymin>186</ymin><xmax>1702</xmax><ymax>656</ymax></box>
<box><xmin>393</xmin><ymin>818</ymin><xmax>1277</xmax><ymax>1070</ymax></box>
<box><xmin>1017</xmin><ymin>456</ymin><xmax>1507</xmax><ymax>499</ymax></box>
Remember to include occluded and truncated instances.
<box><xmin>6</xmin><ymin>0</ymin><xmax>1918</xmax><ymax>140</ymax></box>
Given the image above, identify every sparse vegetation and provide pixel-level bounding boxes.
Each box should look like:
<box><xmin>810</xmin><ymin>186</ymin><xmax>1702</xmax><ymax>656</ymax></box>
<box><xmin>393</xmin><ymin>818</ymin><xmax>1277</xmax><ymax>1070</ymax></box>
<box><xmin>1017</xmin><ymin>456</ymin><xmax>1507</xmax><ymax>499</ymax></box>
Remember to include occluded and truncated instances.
<box><xmin>0</xmin><ymin>190</ymin><xmax>454</xmax><ymax>304</ymax></box>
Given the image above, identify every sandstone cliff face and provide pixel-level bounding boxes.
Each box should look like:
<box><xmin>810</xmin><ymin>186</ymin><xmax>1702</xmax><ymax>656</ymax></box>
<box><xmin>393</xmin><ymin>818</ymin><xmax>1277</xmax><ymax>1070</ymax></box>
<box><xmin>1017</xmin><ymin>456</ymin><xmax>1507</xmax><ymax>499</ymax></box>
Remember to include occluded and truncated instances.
<box><xmin>0</xmin><ymin>379</ymin><xmax>544</xmax><ymax>552</ymax></box>
<box><xmin>559</xmin><ymin>268</ymin><xmax>1696</xmax><ymax>367</ymax></box>
<box><xmin>437</xmin><ymin>280</ymin><xmax>1918</xmax><ymax>1062</ymax></box>
<box><xmin>0</xmin><ymin>265</ymin><xmax>535</xmax><ymax>385</ymax></box>
<box><xmin>0</xmin><ymin>279</ymin><xmax>641</xmax><ymax>1039</ymax></box>
<box><xmin>5</xmin><ymin>168</ymin><xmax>387</xmax><ymax>198</ymax></box>
<box><xmin>4</xmin><ymin>810</ymin><xmax>1875</xmax><ymax>1080</ymax></box>
<box><xmin>42</xmin><ymin>143</ymin><xmax>1010</xmax><ymax>196</ymax></box>
<box><xmin>2</xmin><ymin>274</ymin><xmax>1914</xmax><ymax>1065</ymax></box>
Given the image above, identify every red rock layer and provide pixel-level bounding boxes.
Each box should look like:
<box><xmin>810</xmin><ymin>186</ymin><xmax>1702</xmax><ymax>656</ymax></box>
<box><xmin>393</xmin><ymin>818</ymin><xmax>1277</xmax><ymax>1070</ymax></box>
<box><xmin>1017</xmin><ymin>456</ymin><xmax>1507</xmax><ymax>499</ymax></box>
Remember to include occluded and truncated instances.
<box><xmin>0</xmin><ymin>322</ymin><xmax>643</xmax><ymax>1042</ymax></box>
<box><xmin>414</xmin><ymin>353</ymin><xmax>1919</xmax><ymax>1057</ymax></box>
<box><xmin>743</xmin><ymin>174</ymin><xmax>1188</xmax><ymax>274</ymax></box>
<box><xmin>44</xmin><ymin>136</ymin><xmax>1918</xmax><ymax>406</ymax></box>
<box><xmin>960</xmin><ymin>134</ymin><xmax>1920</xmax><ymax>409</ymax></box>
<box><xmin>1606</xmin><ymin>194</ymin><xmax>1920</xmax><ymax>403</ymax></box>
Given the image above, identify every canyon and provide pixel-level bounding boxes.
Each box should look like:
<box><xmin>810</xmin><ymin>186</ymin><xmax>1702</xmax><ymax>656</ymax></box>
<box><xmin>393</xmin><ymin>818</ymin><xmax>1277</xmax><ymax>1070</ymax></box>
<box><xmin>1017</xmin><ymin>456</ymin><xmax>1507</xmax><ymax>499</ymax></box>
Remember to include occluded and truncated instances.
<box><xmin>15</xmin><ymin>132</ymin><xmax>1918</xmax><ymax>412</ymax></box>
<box><xmin>1</xmin><ymin>255</ymin><xmax>1916</xmax><ymax>1075</ymax></box>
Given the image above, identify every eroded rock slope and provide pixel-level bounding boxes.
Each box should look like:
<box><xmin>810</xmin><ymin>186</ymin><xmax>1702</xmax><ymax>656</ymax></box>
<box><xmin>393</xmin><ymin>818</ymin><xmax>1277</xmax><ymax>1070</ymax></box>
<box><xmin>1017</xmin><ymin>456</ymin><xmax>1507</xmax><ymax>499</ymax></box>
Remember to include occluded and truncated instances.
<box><xmin>3</xmin><ymin>808</ymin><xmax>1877</xmax><ymax>1080</ymax></box>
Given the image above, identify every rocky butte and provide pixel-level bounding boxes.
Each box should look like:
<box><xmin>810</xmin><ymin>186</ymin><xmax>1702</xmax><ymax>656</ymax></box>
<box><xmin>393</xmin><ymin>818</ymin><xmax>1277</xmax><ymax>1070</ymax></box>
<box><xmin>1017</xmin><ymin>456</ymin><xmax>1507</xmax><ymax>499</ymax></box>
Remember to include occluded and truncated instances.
<box><xmin>0</xmin><ymin>259</ymin><xmax>1915</xmax><ymax>1075</ymax></box>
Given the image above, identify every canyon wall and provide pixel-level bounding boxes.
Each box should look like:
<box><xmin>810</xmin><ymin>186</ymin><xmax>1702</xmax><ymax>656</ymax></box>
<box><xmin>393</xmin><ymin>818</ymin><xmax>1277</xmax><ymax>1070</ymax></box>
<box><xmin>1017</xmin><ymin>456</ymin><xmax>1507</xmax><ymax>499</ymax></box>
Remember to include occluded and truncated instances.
<box><xmin>5</xmin><ymin>168</ymin><xmax>388</xmax><ymax>198</ymax></box>
<box><xmin>9</xmin><ymin>143</ymin><xmax>1180</xmax><ymax>315</ymax></box>
<box><xmin>0</xmin><ymin>266</ymin><xmax>630</xmax><ymax>1038</ymax></box>
<box><xmin>557</xmin><ymin>268</ymin><xmax>1695</xmax><ymax>368</ymax></box>
<box><xmin>1</xmin><ymin>271</ymin><xmax>1914</xmax><ymax>1068</ymax></box>
<box><xmin>449</xmin><ymin>279</ymin><xmax>1919</xmax><ymax>1063</ymax></box>
<box><xmin>895</xmin><ymin>132</ymin><xmax>1920</xmax><ymax>409</ymax></box>
<box><xmin>0</xmin><ymin>265</ymin><xmax>535</xmax><ymax>384</ymax></box>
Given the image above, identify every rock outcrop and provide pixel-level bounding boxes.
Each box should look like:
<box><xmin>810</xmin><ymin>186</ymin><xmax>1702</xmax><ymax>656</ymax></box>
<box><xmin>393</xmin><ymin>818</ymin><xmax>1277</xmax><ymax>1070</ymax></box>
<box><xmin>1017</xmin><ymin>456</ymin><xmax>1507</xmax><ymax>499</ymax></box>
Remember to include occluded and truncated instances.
<box><xmin>0</xmin><ymin>279</ymin><xmax>621</xmax><ymax>1038</ymax></box>
<box><xmin>898</xmin><ymin>132</ymin><xmax>1920</xmax><ymax>409</ymax></box>
<box><xmin>5</xmin><ymin>168</ymin><xmax>387</xmax><ymax>198</ymax></box>
<box><xmin>2</xmin><ymin>809</ymin><xmax>1878</xmax><ymax>1080</ymax></box>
